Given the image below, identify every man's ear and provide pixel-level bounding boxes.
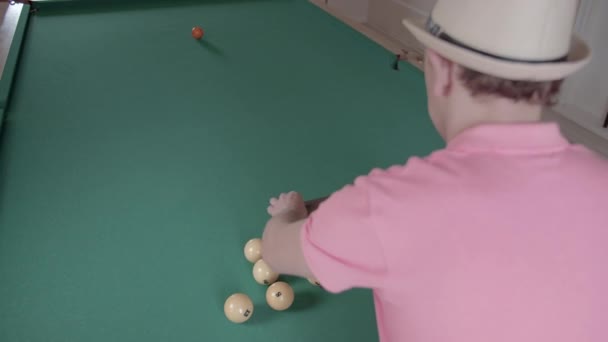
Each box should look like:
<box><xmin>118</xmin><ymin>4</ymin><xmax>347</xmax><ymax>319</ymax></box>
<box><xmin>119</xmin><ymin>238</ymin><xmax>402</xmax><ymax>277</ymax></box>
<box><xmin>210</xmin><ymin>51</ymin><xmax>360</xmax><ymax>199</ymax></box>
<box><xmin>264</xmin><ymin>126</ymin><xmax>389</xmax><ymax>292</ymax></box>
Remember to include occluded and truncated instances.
<box><xmin>426</xmin><ymin>49</ymin><xmax>453</xmax><ymax>98</ymax></box>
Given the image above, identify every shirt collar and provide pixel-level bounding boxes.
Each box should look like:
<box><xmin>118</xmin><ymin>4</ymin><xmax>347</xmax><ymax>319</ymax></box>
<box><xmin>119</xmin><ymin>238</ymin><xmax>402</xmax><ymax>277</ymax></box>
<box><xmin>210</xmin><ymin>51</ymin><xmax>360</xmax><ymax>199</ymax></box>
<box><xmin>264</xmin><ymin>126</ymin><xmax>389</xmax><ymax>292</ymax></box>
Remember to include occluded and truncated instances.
<box><xmin>447</xmin><ymin>122</ymin><xmax>570</xmax><ymax>153</ymax></box>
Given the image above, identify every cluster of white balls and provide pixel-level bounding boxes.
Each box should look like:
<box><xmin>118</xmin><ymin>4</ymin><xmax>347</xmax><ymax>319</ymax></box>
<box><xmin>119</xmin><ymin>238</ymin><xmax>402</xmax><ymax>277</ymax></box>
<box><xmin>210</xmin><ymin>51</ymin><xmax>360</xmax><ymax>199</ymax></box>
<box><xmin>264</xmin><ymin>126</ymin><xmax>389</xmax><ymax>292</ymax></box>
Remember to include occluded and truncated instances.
<box><xmin>223</xmin><ymin>238</ymin><xmax>320</xmax><ymax>323</ymax></box>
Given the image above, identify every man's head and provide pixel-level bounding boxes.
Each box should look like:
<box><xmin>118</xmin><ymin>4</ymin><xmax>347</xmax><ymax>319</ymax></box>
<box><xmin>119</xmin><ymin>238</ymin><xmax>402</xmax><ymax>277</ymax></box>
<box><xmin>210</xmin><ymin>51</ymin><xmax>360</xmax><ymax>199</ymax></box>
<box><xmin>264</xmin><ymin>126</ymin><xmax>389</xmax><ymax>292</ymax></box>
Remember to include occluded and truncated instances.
<box><xmin>401</xmin><ymin>0</ymin><xmax>591</xmax><ymax>140</ymax></box>
<box><xmin>424</xmin><ymin>49</ymin><xmax>564</xmax><ymax>139</ymax></box>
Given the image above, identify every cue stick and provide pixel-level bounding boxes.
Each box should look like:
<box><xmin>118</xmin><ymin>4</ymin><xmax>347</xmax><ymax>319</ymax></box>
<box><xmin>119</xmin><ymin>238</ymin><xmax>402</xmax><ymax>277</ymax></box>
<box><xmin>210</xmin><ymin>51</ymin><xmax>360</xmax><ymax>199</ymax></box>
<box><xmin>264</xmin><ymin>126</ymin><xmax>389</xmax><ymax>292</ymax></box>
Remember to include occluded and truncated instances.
<box><xmin>304</xmin><ymin>196</ymin><xmax>329</xmax><ymax>214</ymax></box>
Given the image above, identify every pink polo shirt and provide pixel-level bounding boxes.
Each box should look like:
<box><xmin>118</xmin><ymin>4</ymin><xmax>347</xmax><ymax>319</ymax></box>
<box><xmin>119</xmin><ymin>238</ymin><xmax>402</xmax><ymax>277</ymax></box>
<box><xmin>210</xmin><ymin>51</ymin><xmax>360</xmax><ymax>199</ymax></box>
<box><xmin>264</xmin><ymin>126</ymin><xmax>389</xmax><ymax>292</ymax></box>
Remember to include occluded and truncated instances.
<box><xmin>301</xmin><ymin>122</ymin><xmax>608</xmax><ymax>342</ymax></box>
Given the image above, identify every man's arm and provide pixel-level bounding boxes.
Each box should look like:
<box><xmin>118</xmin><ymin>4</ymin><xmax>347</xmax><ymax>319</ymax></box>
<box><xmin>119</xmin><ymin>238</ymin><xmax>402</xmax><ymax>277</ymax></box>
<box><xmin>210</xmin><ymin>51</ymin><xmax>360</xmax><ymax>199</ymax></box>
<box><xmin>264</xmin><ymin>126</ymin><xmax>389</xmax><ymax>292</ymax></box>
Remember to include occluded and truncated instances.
<box><xmin>262</xmin><ymin>213</ymin><xmax>312</xmax><ymax>279</ymax></box>
<box><xmin>262</xmin><ymin>184</ymin><xmax>386</xmax><ymax>294</ymax></box>
<box><xmin>261</xmin><ymin>194</ymin><xmax>327</xmax><ymax>279</ymax></box>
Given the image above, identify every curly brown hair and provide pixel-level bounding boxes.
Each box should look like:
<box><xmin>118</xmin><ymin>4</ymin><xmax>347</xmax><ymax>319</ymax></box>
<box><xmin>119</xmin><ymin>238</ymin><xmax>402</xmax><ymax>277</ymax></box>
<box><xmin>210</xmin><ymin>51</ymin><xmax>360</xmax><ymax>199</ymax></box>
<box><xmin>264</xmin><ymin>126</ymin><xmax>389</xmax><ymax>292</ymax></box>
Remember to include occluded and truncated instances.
<box><xmin>459</xmin><ymin>67</ymin><xmax>564</xmax><ymax>106</ymax></box>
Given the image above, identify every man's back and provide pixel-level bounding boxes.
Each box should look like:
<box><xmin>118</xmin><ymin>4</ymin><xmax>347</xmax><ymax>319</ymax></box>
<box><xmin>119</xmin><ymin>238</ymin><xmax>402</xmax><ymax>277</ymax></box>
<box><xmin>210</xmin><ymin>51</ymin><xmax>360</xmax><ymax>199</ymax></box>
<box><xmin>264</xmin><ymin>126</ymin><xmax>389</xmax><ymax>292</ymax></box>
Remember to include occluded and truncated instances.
<box><xmin>271</xmin><ymin>1</ymin><xmax>602</xmax><ymax>340</ymax></box>
<box><xmin>370</xmin><ymin>123</ymin><xmax>608</xmax><ymax>341</ymax></box>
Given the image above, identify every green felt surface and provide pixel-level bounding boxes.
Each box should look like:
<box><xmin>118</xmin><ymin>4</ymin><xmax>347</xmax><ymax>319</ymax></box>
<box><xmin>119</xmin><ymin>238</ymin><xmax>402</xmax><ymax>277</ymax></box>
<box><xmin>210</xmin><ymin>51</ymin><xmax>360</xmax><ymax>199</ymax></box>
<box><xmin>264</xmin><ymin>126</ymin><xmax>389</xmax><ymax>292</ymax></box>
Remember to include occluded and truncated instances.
<box><xmin>0</xmin><ymin>3</ymin><xmax>30</xmax><ymax>128</ymax></box>
<box><xmin>0</xmin><ymin>1</ymin><xmax>442</xmax><ymax>341</ymax></box>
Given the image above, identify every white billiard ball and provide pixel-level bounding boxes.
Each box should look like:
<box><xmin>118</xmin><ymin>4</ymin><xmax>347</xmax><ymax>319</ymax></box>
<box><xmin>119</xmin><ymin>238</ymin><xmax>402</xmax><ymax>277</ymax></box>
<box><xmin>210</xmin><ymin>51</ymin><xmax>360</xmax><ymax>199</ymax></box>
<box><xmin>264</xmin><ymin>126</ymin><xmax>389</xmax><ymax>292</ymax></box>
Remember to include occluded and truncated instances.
<box><xmin>266</xmin><ymin>281</ymin><xmax>294</xmax><ymax>311</ymax></box>
<box><xmin>307</xmin><ymin>277</ymin><xmax>321</xmax><ymax>286</ymax></box>
<box><xmin>252</xmin><ymin>259</ymin><xmax>279</xmax><ymax>285</ymax></box>
<box><xmin>224</xmin><ymin>293</ymin><xmax>254</xmax><ymax>323</ymax></box>
<box><xmin>244</xmin><ymin>238</ymin><xmax>262</xmax><ymax>263</ymax></box>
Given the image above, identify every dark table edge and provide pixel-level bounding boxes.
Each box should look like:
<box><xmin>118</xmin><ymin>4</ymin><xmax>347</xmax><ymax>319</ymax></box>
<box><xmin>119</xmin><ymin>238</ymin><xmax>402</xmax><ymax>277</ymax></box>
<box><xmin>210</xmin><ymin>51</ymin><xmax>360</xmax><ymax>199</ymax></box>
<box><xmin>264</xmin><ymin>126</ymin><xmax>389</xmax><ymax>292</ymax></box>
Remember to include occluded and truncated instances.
<box><xmin>0</xmin><ymin>3</ymin><xmax>31</xmax><ymax>131</ymax></box>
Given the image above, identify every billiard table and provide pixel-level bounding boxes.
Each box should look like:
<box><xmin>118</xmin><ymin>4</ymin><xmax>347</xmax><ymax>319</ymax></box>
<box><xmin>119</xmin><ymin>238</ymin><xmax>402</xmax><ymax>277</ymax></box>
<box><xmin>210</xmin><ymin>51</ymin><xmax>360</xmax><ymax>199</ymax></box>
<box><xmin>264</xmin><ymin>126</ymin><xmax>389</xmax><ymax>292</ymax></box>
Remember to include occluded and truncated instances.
<box><xmin>0</xmin><ymin>0</ymin><xmax>442</xmax><ymax>341</ymax></box>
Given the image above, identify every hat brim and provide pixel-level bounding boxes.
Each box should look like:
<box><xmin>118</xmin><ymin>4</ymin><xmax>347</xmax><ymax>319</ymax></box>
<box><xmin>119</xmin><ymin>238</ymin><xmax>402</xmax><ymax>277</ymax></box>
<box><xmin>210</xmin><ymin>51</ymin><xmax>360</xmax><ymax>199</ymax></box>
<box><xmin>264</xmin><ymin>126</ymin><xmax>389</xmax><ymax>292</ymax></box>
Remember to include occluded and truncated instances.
<box><xmin>402</xmin><ymin>18</ymin><xmax>591</xmax><ymax>81</ymax></box>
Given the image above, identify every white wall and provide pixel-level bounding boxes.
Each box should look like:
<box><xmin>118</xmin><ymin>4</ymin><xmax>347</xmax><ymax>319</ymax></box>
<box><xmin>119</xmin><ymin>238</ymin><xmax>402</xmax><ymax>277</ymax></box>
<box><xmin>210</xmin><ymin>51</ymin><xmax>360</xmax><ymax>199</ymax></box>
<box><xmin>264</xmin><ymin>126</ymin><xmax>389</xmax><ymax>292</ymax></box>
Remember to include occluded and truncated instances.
<box><xmin>367</xmin><ymin>0</ymin><xmax>437</xmax><ymax>52</ymax></box>
<box><xmin>392</xmin><ymin>0</ymin><xmax>436</xmax><ymax>13</ymax></box>
<box><xmin>556</xmin><ymin>0</ymin><xmax>608</xmax><ymax>140</ymax></box>
<box><xmin>327</xmin><ymin>0</ymin><xmax>369</xmax><ymax>22</ymax></box>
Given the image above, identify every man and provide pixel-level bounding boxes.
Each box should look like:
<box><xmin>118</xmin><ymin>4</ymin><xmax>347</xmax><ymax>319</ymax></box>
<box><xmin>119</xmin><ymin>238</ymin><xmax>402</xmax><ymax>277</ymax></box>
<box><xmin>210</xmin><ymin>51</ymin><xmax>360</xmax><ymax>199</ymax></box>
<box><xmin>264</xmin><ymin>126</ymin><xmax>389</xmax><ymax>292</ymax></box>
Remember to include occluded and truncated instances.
<box><xmin>262</xmin><ymin>0</ymin><xmax>606</xmax><ymax>341</ymax></box>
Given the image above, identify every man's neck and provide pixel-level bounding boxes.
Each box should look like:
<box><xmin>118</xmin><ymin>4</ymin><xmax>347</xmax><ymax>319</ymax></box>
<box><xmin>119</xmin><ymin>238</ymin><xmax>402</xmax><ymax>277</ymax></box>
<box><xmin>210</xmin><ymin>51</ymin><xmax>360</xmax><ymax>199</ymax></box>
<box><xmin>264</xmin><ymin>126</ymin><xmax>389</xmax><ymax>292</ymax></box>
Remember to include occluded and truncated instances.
<box><xmin>444</xmin><ymin>95</ymin><xmax>544</xmax><ymax>141</ymax></box>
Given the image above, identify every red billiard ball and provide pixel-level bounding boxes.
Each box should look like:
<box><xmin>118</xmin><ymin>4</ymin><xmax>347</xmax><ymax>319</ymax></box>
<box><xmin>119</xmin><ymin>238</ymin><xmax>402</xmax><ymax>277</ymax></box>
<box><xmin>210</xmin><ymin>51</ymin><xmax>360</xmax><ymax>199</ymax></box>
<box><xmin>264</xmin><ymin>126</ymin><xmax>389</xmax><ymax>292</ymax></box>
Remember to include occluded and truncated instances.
<box><xmin>192</xmin><ymin>26</ymin><xmax>204</xmax><ymax>40</ymax></box>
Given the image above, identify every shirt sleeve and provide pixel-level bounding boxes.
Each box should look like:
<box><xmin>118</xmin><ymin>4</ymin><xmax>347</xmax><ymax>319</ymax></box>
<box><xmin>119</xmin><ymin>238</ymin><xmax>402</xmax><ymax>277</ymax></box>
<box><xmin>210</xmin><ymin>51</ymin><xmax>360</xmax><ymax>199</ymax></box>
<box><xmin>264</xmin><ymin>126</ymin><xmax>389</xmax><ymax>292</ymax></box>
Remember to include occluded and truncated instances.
<box><xmin>300</xmin><ymin>174</ymin><xmax>387</xmax><ymax>293</ymax></box>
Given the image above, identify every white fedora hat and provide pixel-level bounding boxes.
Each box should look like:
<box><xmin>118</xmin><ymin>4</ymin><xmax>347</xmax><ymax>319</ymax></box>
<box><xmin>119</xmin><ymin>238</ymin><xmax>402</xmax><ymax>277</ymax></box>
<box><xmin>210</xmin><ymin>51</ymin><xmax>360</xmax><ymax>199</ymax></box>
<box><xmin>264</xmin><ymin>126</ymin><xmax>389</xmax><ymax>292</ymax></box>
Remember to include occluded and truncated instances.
<box><xmin>402</xmin><ymin>0</ymin><xmax>591</xmax><ymax>81</ymax></box>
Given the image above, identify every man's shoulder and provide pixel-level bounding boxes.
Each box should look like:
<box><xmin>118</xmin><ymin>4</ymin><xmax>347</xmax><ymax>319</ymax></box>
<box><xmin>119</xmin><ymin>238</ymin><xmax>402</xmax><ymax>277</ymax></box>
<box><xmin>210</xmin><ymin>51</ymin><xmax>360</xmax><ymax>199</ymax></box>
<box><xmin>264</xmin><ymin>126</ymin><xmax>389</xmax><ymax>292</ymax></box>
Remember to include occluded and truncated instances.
<box><xmin>355</xmin><ymin>151</ymin><xmax>456</xmax><ymax>192</ymax></box>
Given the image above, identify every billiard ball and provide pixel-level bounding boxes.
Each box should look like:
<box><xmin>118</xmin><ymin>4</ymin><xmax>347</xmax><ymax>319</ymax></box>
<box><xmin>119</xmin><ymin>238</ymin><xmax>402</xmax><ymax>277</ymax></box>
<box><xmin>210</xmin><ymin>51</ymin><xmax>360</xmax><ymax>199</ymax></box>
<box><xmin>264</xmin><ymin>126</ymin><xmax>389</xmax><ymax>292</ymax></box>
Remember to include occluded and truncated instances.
<box><xmin>266</xmin><ymin>281</ymin><xmax>294</xmax><ymax>311</ymax></box>
<box><xmin>307</xmin><ymin>277</ymin><xmax>321</xmax><ymax>286</ymax></box>
<box><xmin>192</xmin><ymin>26</ymin><xmax>204</xmax><ymax>40</ymax></box>
<box><xmin>224</xmin><ymin>293</ymin><xmax>254</xmax><ymax>323</ymax></box>
<box><xmin>252</xmin><ymin>259</ymin><xmax>279</xmax><ymax>285</ymax></box>
<box><xmin>244</xmin><ymin>238</ymin><xmax>262</xmax><ymax>263</ymax></box>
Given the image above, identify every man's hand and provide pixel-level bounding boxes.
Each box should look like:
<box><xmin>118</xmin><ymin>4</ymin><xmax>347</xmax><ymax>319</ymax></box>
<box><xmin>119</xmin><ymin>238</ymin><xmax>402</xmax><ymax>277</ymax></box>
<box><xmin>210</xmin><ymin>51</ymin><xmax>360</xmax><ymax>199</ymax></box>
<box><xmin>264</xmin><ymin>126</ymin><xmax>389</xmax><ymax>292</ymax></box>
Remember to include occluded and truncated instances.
<box><xmin>267</xmin><ymin>191</ymin><xmax>308</xmax><ymax>219</ymax></box>
<box><xmin>262</xmin><ymin>191</ymin><xmax>313</xmax><ymax>279</ymax></box>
